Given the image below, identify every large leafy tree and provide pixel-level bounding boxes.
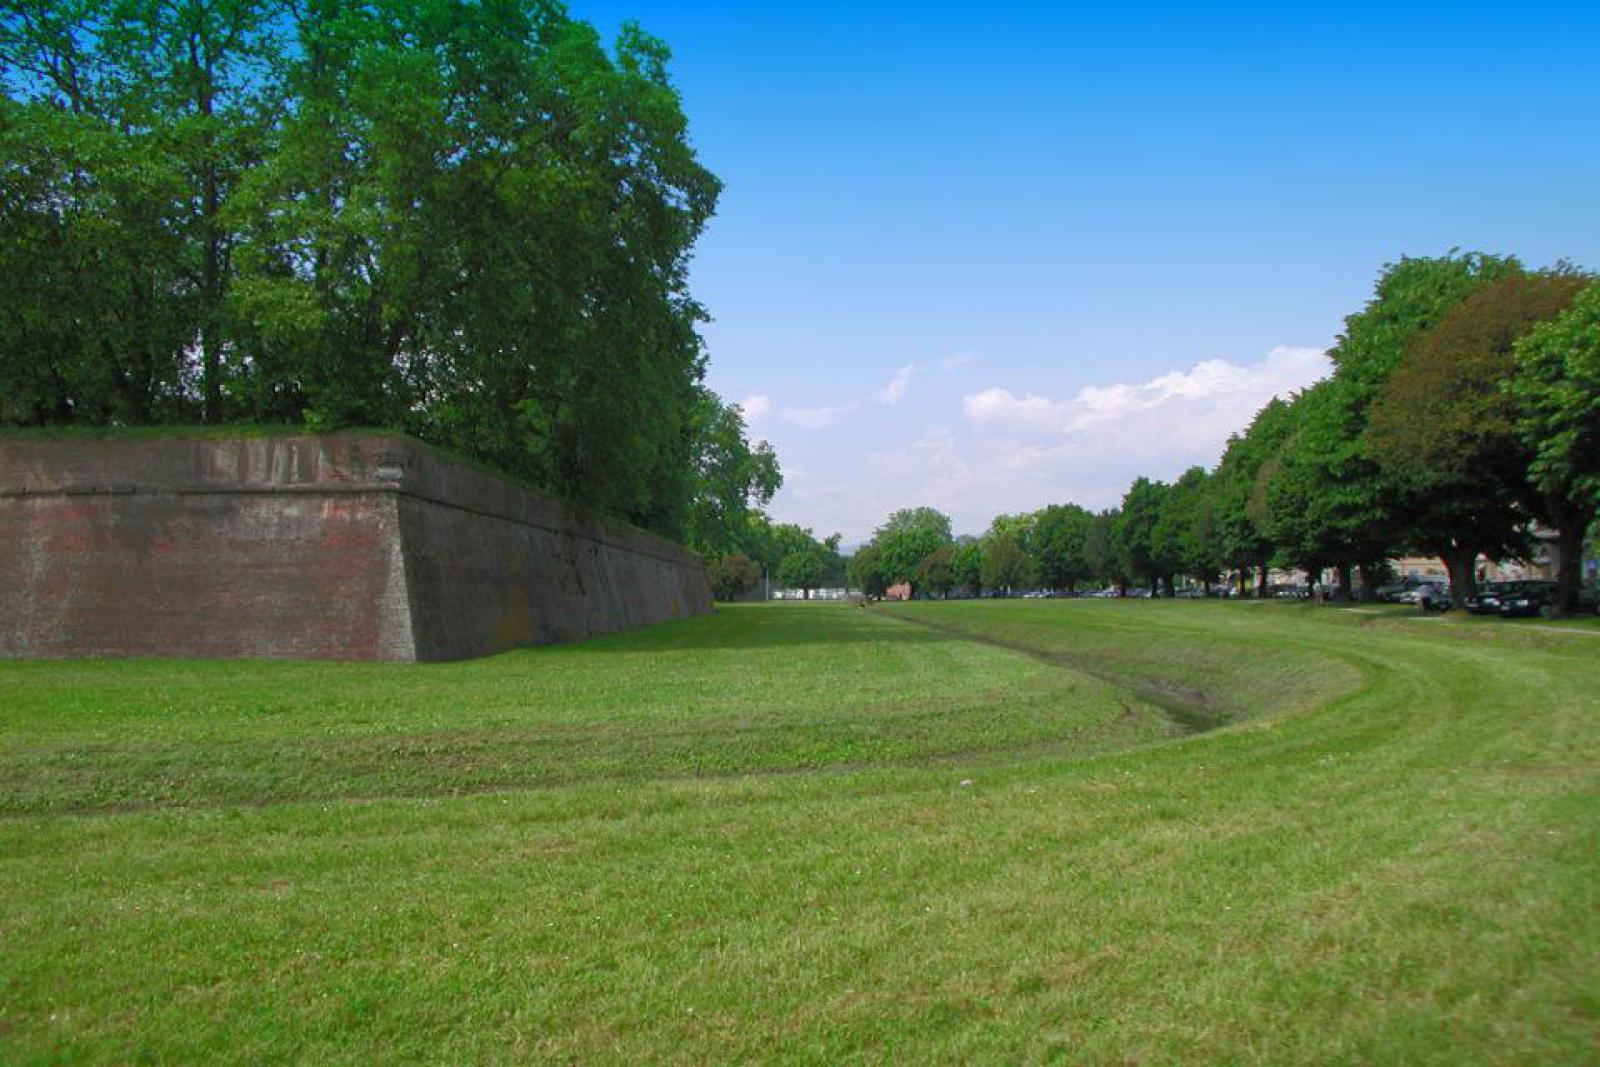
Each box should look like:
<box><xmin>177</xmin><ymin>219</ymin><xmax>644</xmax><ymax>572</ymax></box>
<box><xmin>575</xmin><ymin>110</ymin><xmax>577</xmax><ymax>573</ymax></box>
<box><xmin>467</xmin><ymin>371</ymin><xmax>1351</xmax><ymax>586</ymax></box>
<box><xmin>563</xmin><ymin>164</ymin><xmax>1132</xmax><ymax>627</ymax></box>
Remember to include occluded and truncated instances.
<box><xmin>1</xmin><ymin>1</ymin><xmax>746</xmax><ymax>545</ymax></box>
<box><xmin>1214</xmin><ymin>397</ymin><xmax>1297</xmax><ymax>596</ymax></box>
<box><xmin>980</xmin><ymin>533</ymin><xmax>1034</xmax><ymax>596</ymax></box>
<box><xmin>1263</xmin><ymin>381</ymin><xmax>1369</xmax><ymax>583</ymax></box>
<box><xmin>1084</xmin><ymin>508</ymin><xmax>1127</xmax><ymax>593</ymax></box>
<box><xmin>914</xmin><ymin>546</ymin><xmax>956</xmax><ymax>598</ymax></box>
<box><xmin>682</xmin><ymin>392</ymin><xmax>781</xmax><ymax>556</ymax></box>
<box><xmin>1153</xmin><ymin>466</ymin><xmax>1222</xmax><ymax>592</ymax></box>
<box><xmin>950</xmin><ymin>537</ymin><xmax>984</xmax><ymax>596</ymax></box>
<box><xmin>0</xmin><ymin>0</ymin><xmax>283</xmax><ymax>424</ymax></box>
<box><xmin>984</xmin><ymin>512</ymin><xmax>1037</xmax><ymax>555</ymax></box>
<box><xmin>1116</xmin><ymin>477</ymin><xmax>1172</xmax><ymax>594</ymax></box>
<box><xmin>1367</xmin><ymin>270</ymin><xmax>1587</xmax><ymax>603</ymax></box>
<box><xmin>744</xmin><ymin>519</ymin><xmax>837</xmax><ymax>575</ymax></box>
<box><xmin>871</xmin><ymin>507</ymin><xmax>953</xmax><ymax>592</ymax></box>
<box><xmin>776</xmin><ymin>544</ymin><xmax>829</xmax><ymax>599</ymax></box>
<box><xmin>1030</xmin><ymin>503</ymin><xmax>1093</xmax><ymax>591</ymax></box>
<box><xmin>1511</xmin><ymin>280</ymin><xmax>1600</xmax><ymax>613</ymax></box>
<box><xmin>1270</xmin><ymin>253</ymin><xmax>1521</xmax><ymax>594</ymax></box>
<box><xmin>847</xmin><ymin>543</ymin><xmax>889</xmax><ymax>599</ymax></box>
<box><xmin>707</xmin><ymin>553</ymin><xmax>760</xmax><ymax>601</ymax></box>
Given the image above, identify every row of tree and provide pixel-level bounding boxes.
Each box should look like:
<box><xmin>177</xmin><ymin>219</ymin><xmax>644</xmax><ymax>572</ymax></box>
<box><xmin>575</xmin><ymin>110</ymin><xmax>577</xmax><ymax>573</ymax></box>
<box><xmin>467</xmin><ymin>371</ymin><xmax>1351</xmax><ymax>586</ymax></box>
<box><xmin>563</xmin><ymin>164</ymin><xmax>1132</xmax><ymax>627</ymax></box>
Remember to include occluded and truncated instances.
<box><xmin>844</xmin><ymin>505</ymin><xmax>1099</xmax><ymax>600</ymax></box>
<box><xmin>842</xmin><ymin>253</ymin><xmax>1600</xmax><ymax>615</ymax></box>
<box><xmin>0</xmin><ymin>0</ymin><xmax>776</xmax><ymax>548</ymax></box>
<box><xmin>705</xmin><ymin>513</ymin><xmax>845</xmax><ymax>600</ymax></box>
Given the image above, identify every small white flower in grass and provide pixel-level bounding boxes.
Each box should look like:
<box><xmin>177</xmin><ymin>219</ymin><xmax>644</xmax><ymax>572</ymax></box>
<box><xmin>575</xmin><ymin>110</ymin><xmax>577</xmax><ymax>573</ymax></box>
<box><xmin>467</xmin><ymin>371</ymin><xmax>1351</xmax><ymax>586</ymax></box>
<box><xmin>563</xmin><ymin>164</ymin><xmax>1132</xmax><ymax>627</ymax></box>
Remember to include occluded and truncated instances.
<box><xmin>959</xmin><ymin>779</ymin><xmax>974</xmax><ymax>787</ymax></box>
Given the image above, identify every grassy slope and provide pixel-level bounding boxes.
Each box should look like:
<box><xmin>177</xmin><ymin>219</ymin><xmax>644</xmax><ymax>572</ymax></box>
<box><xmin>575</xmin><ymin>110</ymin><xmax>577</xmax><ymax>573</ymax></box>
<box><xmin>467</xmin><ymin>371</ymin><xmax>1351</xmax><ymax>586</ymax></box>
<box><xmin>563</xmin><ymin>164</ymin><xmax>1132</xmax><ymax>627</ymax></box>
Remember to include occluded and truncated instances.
<box><xmin>1</xmin><ymin>602</ymin><xmax>1596</xmax><ymax>1063</ymax></box>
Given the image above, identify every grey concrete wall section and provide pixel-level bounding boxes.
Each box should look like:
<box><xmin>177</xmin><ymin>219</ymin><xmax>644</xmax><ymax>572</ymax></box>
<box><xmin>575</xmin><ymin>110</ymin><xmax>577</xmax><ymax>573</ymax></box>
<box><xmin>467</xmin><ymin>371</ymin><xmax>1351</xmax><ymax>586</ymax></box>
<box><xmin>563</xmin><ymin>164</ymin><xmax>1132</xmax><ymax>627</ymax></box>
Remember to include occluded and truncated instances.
<box><xmin>0</xmin><ymin>433</ymin><xmax>711</xmax><ymax>660</ymax></box>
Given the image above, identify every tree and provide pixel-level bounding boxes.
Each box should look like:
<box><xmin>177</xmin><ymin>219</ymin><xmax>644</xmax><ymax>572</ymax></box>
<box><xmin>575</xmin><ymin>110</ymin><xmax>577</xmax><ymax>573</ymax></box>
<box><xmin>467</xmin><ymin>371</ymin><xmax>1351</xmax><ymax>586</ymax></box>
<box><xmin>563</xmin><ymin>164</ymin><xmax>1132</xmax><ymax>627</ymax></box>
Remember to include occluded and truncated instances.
<box><xmin>950</xmin><ymin>538</ymin><xmax>984</xmax><ymax>596</ymax></box>
<box><xmin>1030</xmin><ymin>504</ymin><xmax>1093</xmax><ymax>591</ymax></box>
<box><xmin>707</xmin><ymin>554</ymin><xmax>760</xmax><ymax>601</ymax></box>
<box><xmin>0</xmin><ymin>0</ymin><xmax>283</xmax><ymax>425</ymax></box>
<box><xmin>1214</xmin><ymin>398</ymin><xmax>1297</xmax><ymax>596</ymax></box>
<box><xmin>1</xmin><ymin>3</ymin><xmax>738</xmax><ymax>545</ymax></box>
<box><xmin>1367</xmin><ymin>270</ymin><xmax>1587</xmax><ymax>604</ymax></box>
<box><xmin>915</xmin><ymin>547</ymin><xmax>956</xmax><ymax>598</ymax></box>
<box><xmin>1154</xmin><ymin>466</ymin><xmax>1222</xmax><ymax>592</ymax></box>
<box><xmin>682</xmin><ymin>392</ymin><xmax>781</xmax><ymax>556</ymax></box>
<box><xmin>985</xmin><ymin>512</ymin><xmax>1037</xmax><ymax>555</ymax></box>
<box><xmin>1511</xmin><ymin>280</ymin><xmax>1600</xmax><ymax>614</ymax></box>
<box><xmin>1117</xmin><ymin>478</ymin><xmax>1173</xmax><ymax>594</ymax></box>
<box><xmin>848</xmin><ymin>543</ymin><xmax>889</xmax><ymax>598</ymax></box>
<box><xmin>1261</xmin><ymin>382</ymin><xmax>1368</xmax><ymax>587</ymax></box>
<box><xmin>1270</xmin><ymin>252</ymin><xmax>1521</xmax><ymax>594</ymax></box>
<box><xmin>777</xmin><ymin>544</ymin><xmax>829</xmax><ymax>599</ymax></box>
<box><xmin>1084</xmin><ymin>509</ymin><xmax>1127</xmax><ymax>593</ymax></box>
<box><xmin>872</xmin><ymin>507</ymin><xmax>953</xmax><ymax>592</ymax></box>
<box><xmin>981</xmin><ymin>533</ymin><xmax>1034</xmax><ymax>596</ymax></box>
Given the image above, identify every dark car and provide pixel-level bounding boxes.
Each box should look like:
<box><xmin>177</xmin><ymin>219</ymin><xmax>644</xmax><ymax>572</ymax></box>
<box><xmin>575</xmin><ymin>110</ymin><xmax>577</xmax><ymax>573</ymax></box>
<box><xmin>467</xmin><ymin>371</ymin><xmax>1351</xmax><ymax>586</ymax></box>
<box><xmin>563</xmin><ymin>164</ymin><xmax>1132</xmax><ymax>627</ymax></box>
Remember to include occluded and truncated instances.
<box><xmin>1498</xmin><ymin>581</ymin><xmax>1560</xmax><ymax>618</ymax></box>
<box><xmin>1462</xmin><ymin>581</ymin><xmax>1518</xmax><ymax>615</ymax></box>
<box><xmin>1500</xmin><ymin>582</ymin><xmax>1600</xmax><ymax>618</ymax></box>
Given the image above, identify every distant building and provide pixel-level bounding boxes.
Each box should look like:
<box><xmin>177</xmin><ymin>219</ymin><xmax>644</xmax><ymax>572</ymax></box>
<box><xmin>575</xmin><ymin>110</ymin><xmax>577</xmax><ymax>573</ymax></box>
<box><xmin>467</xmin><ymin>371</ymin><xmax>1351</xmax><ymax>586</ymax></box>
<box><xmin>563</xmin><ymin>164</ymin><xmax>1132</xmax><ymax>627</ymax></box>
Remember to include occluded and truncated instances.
<box><xmin>883</xmin><ymin>582</ymin><xmax>912</xmax><ymax>601</ymax></box>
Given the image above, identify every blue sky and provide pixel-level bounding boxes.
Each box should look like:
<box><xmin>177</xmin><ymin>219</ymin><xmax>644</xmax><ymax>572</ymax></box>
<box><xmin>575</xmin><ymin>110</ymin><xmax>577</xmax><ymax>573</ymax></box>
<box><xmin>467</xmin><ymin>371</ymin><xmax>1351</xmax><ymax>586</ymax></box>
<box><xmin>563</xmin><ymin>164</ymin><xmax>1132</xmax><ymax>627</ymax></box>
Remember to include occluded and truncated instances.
<box><xmin>581</xmin><ymin>1</ymin><xmax>1600</xmax><ymax>542</ymax></box>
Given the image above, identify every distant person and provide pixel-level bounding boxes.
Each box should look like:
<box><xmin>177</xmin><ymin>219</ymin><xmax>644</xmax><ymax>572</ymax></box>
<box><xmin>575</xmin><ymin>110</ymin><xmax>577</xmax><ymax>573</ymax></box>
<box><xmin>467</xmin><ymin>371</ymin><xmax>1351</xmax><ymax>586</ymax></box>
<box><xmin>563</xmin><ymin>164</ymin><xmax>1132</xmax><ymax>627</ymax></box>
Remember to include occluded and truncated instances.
<box><xmin>1418</xmin><ymin>583</ymin><xmax>1434</xmax><ymax>613</ymax></box>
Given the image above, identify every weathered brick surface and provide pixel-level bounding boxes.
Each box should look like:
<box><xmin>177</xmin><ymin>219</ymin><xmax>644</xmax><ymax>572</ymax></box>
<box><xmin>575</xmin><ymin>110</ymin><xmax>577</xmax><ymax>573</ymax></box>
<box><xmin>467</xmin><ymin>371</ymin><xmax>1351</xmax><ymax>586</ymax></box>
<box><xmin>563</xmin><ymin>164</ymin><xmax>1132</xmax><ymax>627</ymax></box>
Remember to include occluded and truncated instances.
<box><xmin>0</xmin><ymin>433</ymin><xmax>711</xmax><ymax>661</ymax></box>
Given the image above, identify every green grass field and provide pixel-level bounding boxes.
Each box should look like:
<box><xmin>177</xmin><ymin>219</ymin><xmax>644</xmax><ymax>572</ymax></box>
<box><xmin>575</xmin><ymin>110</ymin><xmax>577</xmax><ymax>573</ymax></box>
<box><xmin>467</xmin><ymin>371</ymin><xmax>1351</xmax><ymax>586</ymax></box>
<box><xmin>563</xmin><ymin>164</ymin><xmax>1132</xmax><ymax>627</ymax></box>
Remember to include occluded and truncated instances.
<box><xmin>2</xmin><ymin>601</ymin><xmax>1596</xmax><ymax>1063</ymax></box>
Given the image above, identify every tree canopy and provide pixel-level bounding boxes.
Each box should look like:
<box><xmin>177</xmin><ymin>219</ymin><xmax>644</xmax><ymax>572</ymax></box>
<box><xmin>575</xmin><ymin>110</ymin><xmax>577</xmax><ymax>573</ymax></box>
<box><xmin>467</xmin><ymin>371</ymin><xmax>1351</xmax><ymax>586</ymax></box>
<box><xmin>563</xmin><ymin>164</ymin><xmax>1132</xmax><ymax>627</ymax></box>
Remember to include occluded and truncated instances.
<box><xmin>1510</xmin><ymin>280</ymin><xmax>1600</xmax><ymax>611</ymax></box>
<box><xmin>872</xmin><ymin>508</ymin><xmax>953</xmax><ymax>589</ymax></box>
<box><xmin>1367</xmin><ymin>270</ymin><xmax>1587</xmax><ymax>596</ymax></box>
<box><xmin>0</xmin><ymin>0</ymin><xmax>764</xmax><ymax>547</ymax></box>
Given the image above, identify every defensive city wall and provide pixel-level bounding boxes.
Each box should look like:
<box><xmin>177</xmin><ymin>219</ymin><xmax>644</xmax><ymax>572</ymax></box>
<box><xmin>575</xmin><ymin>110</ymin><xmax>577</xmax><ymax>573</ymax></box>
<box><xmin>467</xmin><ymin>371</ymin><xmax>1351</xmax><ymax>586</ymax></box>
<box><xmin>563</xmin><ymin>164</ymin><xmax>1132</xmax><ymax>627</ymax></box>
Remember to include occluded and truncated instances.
<box><xmin>0</xmin><ymin>432</ymin><xmax>713</xmax><ymax>661</ymax></box>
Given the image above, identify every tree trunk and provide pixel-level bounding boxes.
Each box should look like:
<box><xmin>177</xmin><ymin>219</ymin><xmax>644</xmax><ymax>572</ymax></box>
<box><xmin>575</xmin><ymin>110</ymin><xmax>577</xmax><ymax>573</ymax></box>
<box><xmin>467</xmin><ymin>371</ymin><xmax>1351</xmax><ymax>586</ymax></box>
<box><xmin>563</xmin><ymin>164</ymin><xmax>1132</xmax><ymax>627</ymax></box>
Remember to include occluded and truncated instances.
<box><xmin>1334</xmin><ymin>563</ymin><xmax>1353</xmax><ymax>602</ymax></box>
<box><xmin>1256</xmin><ymin>563</ymin><xmax>1270</xmax><ymax>600</ymax></box>
<box><xmin>1550</xmin><ymin>521</ymin><xmax>1588</xmax><ymax>618</ymax></box>
<box><xmin>1356</xmin><ymin>563</ymin><xmax>1379</xmax><ymax>603</ymax></box>
<box><xmin>1440</xmin><ymin>547</ymin><xmax>1477</xmax><ymax>611</ymax></box>
<box><xmin>192</xmin><ymin>33</ymin><xmax>223</xmax><ymax>423</ymax></box>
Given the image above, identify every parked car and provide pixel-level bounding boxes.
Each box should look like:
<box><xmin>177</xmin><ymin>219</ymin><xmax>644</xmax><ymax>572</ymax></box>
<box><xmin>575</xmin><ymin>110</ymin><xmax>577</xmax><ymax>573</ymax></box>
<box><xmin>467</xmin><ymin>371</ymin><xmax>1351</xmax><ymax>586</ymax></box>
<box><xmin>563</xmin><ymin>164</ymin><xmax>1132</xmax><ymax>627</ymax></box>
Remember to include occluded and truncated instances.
<box><xmin>1396</xmin><ymin>581</ymin><xmax>1452</xmax><ymax>611</ymax></box>
<box><xmin>1498</xmin><ymin>581</ymin><xmax>1559</xmax><ymax>618</ymax></box>
<box><xmin>1462</xmin><ymin>581</ymin><xmax>1518</xmax><ymax>615</ymax></box>
<box><xmin>1499</xmin><ymin>581</ymin><xmax>1600</xmax><ymax>618</ymax></box>
<box><xmin>1376</xmin><ymin>575</ymin><xmax>1445</xmax><ymax>603</ymax></box>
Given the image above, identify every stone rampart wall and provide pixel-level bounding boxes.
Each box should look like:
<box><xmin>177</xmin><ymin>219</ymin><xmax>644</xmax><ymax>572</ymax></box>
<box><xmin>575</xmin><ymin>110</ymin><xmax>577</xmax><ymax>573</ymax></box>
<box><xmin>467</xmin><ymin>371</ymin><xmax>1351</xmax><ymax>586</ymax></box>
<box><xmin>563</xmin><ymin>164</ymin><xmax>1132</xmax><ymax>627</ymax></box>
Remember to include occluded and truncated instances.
<box><xmin>0</xmin><ymin>433</ymin><xmax>711</xmax><ymax>660</ymax></box>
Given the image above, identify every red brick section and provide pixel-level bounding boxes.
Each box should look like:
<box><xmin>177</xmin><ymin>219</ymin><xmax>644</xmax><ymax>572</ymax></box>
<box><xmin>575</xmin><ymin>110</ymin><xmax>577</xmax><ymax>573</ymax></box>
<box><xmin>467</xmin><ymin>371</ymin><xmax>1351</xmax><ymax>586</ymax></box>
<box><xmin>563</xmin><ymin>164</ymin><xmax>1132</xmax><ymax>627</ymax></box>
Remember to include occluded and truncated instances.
<box><xmin>0</xmin><ymin>433</ymin><xmax>712</xmax><ymax>661</ymax></box>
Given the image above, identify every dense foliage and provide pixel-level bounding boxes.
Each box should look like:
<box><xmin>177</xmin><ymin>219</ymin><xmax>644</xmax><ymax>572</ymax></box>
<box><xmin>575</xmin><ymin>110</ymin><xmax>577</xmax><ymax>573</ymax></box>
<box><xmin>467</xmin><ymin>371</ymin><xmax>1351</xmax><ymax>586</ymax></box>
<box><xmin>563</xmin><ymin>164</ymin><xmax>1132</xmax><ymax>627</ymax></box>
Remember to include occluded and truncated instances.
<box><xmin>0</xmin><ymin>0</ymin><xmax>772</xmax><ymax>545</ymax></box>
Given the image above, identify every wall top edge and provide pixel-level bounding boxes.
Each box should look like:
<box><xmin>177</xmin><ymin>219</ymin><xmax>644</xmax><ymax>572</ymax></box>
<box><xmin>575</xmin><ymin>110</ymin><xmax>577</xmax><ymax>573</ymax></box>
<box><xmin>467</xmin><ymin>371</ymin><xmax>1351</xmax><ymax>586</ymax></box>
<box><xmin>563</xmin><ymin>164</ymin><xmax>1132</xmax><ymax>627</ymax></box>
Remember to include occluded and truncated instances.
<box><xmin>0</xmin><ymin>432</ymin><xmax>703</xmax><ymax>567</ymax></box>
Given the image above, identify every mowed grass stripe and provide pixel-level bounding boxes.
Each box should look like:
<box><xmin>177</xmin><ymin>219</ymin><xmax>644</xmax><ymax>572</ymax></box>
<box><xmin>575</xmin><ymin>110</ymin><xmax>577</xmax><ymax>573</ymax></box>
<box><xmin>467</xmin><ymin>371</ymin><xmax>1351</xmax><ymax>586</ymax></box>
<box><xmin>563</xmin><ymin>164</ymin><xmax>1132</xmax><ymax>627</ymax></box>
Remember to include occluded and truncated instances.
<box><xmin>0</xmin><ymin>607</ymin><xmax>1159</xmax><ymax>814</ymax></box>
<box><xmin>0</xmin><ymin>601</ymin><xmax>1596</xmax><ymax>1063</ymax></box>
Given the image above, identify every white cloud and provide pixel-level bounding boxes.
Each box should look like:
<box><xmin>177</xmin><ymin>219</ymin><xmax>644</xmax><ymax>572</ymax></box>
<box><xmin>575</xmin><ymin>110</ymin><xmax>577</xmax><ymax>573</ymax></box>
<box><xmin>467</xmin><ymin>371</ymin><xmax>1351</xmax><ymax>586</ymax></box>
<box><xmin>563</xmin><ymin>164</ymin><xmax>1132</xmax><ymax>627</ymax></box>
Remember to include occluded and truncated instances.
<box><xmin>911</xmin><ymin>346</ymin><xmax>1330</xmax><ymax>534</ymax></box>
<box><xmin>740</xmin><ymin>394</ymin><xmax>771</xmax><ymax>424</ymax></box>
<box><xmin>962</xmin><ymin>388</ymin><xmax>1069</xmax><ymax>429</ymax></box>
<box><xmin>780</xmin><ymin>404</ymin><xmax>852</xmax><ymax>430</ymax></box>
<box><xmin>765</xmin><ymin>347</ymin><xmax>1331</xmax><ymax>542</ymax></box>
<box><xmin>965</xmin><ymin>346</ymin><xmax>1328</xmax><ymax>445</ymax></box>
<box><xmin>877</xmin><ymin>363</ymin><xmax>917</xmax><ymax>404</ymax></box>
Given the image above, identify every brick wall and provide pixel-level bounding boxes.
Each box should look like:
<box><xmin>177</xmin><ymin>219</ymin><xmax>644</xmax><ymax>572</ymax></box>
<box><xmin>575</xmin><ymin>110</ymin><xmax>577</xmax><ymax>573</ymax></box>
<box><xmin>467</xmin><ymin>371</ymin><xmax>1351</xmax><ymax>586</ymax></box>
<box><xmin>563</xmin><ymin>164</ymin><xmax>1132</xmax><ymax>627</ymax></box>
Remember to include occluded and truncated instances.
<box><xmin>0</xmin><ymin>433</ymin><xmax>712</xmax><ymax>661</ymax></box>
